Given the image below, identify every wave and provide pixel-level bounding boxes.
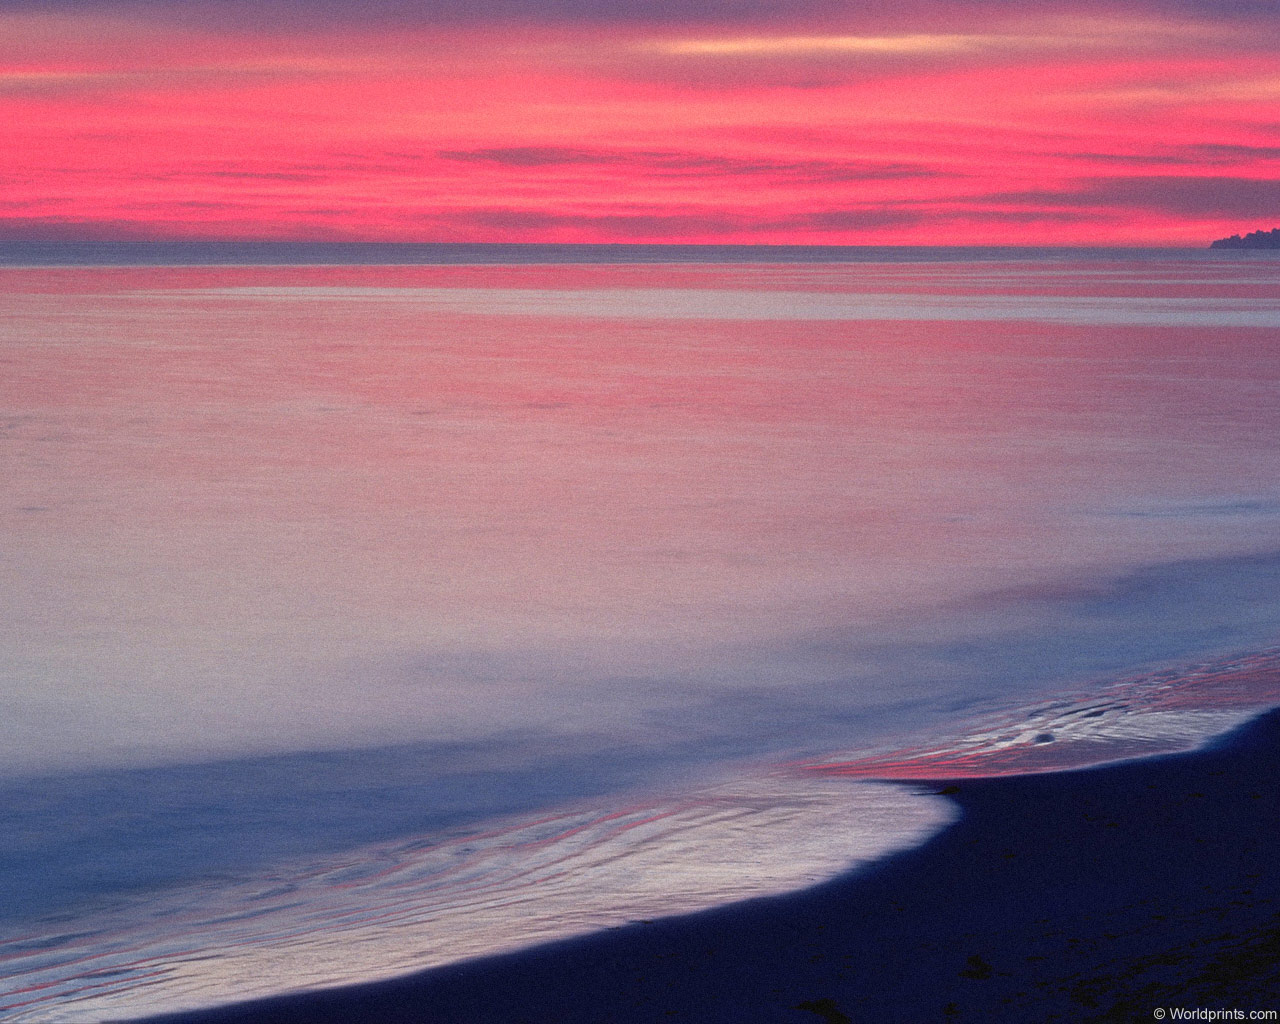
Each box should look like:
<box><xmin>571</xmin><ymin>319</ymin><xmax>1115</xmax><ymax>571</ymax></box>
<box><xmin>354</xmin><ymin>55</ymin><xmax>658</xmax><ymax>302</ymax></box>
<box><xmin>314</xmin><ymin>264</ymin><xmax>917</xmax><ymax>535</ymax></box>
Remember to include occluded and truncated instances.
<box><xmin>2</xmin><ymin>644</ymin><xmax>1278</xmax><ymax>1022</ymax></box>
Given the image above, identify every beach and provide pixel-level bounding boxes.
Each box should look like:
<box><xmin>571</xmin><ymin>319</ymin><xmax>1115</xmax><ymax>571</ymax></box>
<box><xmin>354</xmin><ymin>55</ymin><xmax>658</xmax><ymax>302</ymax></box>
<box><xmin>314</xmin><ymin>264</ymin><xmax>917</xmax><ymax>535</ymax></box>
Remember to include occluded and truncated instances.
<box><xmin>5</xmin><ymin>0</ymin><xmax>1280</xmax><ymax>1004</ymax></box>
<box><xmin>138</xmin><ymin>707</ymin><xmax>1280</xmax><ymax>1024</ymax></box>
<box><xmin>3</xmin><ymin>249</ymin><xmax>1279</xmax><ymax>1021</ymax></box>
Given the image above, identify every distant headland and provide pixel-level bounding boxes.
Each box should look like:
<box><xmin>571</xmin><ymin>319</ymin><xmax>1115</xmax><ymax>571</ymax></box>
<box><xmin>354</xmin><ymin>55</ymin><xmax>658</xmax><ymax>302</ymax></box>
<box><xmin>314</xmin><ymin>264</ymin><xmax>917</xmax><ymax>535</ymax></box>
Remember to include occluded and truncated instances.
<box><xmin>1210</xmin><ymin>227</ymin><xmax>1280</xmax><ymax>249</ymax></box>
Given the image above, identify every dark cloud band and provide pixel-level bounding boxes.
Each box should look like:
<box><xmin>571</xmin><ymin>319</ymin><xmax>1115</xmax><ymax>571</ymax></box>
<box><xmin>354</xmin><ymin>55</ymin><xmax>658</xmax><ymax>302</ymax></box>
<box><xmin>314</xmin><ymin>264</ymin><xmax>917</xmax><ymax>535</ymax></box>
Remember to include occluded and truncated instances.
<box><xmin>2</xmin><ymin>0</ymin><xmax>1277</xmax><ymax>28</ymax></box>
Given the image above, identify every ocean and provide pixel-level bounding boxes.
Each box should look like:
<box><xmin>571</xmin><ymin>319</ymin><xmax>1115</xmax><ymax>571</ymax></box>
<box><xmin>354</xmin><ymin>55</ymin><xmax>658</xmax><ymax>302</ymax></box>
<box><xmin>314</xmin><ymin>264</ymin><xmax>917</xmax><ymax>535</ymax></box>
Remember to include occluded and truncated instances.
<box><xmin>2</xmin><ymin>245</ymin><xmax>1279</xmax><ymax>1020</ymax></box>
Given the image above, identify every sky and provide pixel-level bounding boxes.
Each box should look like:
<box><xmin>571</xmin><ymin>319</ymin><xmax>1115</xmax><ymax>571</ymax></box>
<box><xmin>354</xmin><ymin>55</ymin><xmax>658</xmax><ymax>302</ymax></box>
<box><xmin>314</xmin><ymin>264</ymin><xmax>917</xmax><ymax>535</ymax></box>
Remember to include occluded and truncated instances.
<box><xmin>1</xmin><ymin>0</ymin><xmax>1278</xmax><ymax>244</ymax></box>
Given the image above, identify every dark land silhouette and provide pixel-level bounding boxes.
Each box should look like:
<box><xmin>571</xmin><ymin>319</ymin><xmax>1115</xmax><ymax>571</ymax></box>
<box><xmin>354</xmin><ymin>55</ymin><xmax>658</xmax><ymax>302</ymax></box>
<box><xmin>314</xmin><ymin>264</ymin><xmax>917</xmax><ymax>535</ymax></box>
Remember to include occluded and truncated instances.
<box><xmin>1211</xmin><ymin>227</ymin><xmax>1280</xmax><ymax>249</ymax></box>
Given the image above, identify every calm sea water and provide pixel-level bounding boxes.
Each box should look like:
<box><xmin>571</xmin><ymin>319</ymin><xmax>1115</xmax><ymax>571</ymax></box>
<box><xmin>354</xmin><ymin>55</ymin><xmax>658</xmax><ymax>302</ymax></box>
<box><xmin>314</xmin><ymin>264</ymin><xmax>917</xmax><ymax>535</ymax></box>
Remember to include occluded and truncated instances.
<box><xmin>3</xmin><ymin>247</ymin><xmax>1280</xmax><ymax>1019</ymax></box>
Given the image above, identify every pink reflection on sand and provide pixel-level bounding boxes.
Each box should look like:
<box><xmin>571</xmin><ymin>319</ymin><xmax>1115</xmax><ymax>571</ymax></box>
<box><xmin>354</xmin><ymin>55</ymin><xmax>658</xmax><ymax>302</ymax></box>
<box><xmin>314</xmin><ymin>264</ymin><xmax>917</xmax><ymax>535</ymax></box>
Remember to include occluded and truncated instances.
<box><xmin>798</xmin><ymin>647</ymin><xmax>1280</xmax><ymax>779</ymax></box>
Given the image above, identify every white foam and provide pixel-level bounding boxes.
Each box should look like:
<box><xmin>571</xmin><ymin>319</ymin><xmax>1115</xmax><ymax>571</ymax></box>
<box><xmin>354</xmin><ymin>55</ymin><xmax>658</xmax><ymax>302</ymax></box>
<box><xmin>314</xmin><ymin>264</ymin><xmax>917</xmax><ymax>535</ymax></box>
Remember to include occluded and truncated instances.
<box><xmin>0</xmin><ymin>773</ymin><xmax>952</xmax><ymax>1022</ymax></box>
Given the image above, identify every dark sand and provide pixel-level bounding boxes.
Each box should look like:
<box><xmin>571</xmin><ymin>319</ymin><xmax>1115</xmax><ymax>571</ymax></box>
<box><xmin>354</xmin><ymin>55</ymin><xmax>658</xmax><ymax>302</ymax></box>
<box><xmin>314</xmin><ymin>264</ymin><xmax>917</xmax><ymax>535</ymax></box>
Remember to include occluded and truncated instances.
<box><xmin>138</xmin><ymin>710</ymin><xmax>1280</xmax><ymax>1024</ymax></box>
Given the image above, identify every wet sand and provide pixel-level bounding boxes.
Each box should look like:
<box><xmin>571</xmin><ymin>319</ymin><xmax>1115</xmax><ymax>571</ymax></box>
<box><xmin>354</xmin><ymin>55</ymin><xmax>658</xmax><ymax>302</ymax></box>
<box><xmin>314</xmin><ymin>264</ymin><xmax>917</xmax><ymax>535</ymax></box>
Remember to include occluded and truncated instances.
<box><xmin>135</xmin><ymin>708</ymin><xmax>1280</xmax><ymax>1023</ymax></box>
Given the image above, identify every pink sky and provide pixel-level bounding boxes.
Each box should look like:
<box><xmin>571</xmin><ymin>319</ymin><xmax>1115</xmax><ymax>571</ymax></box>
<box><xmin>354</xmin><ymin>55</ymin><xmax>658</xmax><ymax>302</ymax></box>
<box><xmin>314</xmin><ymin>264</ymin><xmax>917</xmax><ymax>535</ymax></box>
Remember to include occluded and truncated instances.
<box><xmin>2</xmin><ymin>0</ymin><xmax>1278</xmax><ymax>244</ymax></box>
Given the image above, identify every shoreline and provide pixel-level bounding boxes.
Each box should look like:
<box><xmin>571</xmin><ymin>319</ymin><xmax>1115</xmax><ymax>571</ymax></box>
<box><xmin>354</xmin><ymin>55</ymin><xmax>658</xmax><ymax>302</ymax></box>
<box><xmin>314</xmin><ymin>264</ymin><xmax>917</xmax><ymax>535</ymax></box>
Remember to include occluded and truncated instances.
<box><xmin>134</xmin><ymin>707</ymin><xmax>1280</xmax><ymax>1024</ymax></box>
<box><xmin>9</xmin><ymin>639</ymin><xmax>1278</xmax><ymax>1021</ymax></box>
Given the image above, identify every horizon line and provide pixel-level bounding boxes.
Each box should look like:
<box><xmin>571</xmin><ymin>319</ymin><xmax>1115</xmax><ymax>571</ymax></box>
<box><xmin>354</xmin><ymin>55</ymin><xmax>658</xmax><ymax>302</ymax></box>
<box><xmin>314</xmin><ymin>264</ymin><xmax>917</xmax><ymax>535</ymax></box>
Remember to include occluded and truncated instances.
<box><xmin>0</xmin><ymin>239</ymin><xmax>1243</xmax><ymax>269</ymax></box>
